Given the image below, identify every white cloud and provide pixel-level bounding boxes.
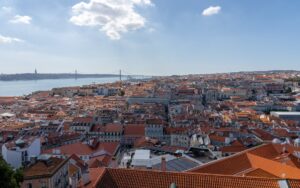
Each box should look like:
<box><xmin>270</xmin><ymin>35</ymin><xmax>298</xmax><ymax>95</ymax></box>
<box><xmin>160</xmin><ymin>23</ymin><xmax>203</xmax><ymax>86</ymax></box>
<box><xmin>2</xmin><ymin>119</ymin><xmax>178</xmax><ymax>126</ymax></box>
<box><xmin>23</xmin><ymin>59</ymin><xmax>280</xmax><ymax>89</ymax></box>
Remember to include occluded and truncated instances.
<box><xmin>10</xmin><ymin>15</ymin><xmax>32</xmax><ymax>24</ymax></box>
<box><xmin>0</xmin><ymin>35</ymin><xmax>23</xmax><ymax>44</ymax></box>
<box><xmin>202</xmin><ymin>6</ymin><xmax>221</xmax><ymax>16</ymax></box>
<box><xmin>70</xmin><ymin>0</ymin><xmax>154</xmax><ymax>40</ymax></box>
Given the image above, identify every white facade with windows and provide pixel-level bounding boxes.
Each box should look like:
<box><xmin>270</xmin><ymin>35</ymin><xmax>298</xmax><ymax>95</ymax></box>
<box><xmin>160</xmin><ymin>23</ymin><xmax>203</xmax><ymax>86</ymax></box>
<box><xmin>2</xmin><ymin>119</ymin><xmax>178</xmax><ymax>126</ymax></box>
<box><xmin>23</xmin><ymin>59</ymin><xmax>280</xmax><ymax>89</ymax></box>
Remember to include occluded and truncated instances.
<box><xmin>2</xmin><ymin>138</ymin><xmax>41</xmax><ymax>169</ymax></box>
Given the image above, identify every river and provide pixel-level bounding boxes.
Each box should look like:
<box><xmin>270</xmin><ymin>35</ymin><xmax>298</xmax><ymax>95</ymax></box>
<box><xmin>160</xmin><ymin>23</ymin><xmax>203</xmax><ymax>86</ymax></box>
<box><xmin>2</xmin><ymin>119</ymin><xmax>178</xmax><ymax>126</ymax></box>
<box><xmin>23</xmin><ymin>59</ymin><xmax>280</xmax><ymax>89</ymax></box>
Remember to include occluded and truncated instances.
<box><xmin>0</xmin><ymin>77</ymin><xmax>121</xmax><ymax>96</ymax></box>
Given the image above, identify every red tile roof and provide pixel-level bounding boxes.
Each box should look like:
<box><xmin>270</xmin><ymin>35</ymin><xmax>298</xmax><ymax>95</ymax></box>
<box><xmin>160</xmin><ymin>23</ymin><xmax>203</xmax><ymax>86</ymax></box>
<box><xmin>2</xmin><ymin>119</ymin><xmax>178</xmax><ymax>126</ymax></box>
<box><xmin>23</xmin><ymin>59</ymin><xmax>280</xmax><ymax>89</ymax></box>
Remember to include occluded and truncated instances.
<box><xmin>79</xmin><ymin>168</ymin><xmax>106</xmax><ymax>188</ymax></box>
<box><xmin>209</xmin><ymin>134</ymin><xmax>226</xmax><ymax>143</ymax></box>
<box><xmin>69</xmin><ymin>154</ymin><xmax>86</xmax><ymax>170</ymax></box>
<box><xmin>95</xmin><ymin>168</ymin><xmax>300</xmax><ymax>188</ymax></box>
<box><xmin>104</xmin><ymin>124</ymin><xmax>123</xmax><ymax>133</ymax></box>
<box><xmin>189</xmin><ymin>144</ymin><xmax>300</xmax><ymax>179</ymax></box>
<box><xmin>190</xmin><ymin>153</ymin><xmax>252</xmax><ymax>175</ymax></box>
<box><xmin>252</xmin><ymin>129</ymin><xmax>274</xmax><ymax>141</ymax></box>
<box><xmin>124</xmin><ymin>124</ymin><xmax>145</xmax><ymax>136</ymax></box>
<box><xmin>88</xmin><ymin>155</ymin><xmax>112</xmax><ymax>168</ymax></box>
<box><xmin>24</xmin><ymin>157</ymin><xmax>68</xmax><ymax>179</ymax></box>
<box><xmin>244</xmin><ymin>168</ymin><xmax>278</xmax><ymax>178</ymax></box>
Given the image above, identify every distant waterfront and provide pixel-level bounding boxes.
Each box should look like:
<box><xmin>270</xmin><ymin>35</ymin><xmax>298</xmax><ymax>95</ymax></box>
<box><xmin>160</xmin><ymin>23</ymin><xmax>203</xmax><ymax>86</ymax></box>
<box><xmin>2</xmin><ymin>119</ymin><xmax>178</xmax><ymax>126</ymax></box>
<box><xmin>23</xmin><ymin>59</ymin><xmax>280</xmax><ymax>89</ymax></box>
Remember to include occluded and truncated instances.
<box><xmin>0</xmin><ymin>77</ymin><xmax>121</xmax><ymax>96</ymax></box>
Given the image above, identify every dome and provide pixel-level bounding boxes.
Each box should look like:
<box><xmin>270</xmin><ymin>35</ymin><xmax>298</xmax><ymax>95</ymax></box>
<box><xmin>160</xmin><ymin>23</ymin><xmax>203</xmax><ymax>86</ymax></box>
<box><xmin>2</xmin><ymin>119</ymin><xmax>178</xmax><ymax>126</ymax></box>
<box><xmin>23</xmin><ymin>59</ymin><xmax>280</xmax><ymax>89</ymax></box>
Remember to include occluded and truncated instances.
<box><xmin>272</xmin><ymin>138</ymin><xmax>281</xmax><ymax>144</ymax></box>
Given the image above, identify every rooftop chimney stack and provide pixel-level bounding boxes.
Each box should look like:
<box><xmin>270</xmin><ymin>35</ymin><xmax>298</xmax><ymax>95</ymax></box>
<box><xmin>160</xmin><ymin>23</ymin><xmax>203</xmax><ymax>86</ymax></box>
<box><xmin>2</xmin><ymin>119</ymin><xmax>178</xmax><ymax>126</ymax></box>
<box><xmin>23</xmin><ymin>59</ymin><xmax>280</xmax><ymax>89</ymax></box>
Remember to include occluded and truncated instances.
<box><xmin>161</xmin><ymin>157</ymin><xmax>166</xmax><ymax>172</ymax></box>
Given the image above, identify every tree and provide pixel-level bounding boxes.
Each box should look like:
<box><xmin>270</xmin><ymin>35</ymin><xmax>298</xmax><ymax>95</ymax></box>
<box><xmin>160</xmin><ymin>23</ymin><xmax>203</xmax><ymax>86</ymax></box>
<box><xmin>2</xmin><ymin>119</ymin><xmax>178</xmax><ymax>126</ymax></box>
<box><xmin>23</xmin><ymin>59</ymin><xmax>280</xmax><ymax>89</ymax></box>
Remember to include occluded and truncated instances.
<box><xmin>0</xmin><ymin>157</ymin><xmax>23</xmax><ymax>188</ymax></box>
<box><xmin>14</xmin><ymin>168</ymin><xmax>24</xmax><ymax>185</ymax></box>
<box><xmin>119</xmin><ymin>90</ymin><xmax>125</xmax><ymax>96</ymax></box>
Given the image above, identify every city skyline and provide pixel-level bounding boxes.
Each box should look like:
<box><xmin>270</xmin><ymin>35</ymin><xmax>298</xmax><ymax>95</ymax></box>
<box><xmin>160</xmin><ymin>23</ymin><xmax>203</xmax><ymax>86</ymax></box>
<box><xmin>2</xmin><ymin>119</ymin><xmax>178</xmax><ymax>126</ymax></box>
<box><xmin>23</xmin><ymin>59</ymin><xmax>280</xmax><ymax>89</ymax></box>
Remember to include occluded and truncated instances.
<box><xmin>1</xmin><ymin>0</ymin><xmax>300</xmax><ymax>75</ymax></box>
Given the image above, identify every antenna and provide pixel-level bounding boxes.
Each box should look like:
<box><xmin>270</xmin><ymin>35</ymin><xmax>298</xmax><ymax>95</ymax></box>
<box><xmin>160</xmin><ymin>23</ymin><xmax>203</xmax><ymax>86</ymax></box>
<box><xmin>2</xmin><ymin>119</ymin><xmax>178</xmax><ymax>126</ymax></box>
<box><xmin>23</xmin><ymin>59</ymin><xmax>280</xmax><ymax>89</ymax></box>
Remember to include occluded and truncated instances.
<box><xmin>119</xmin><ymin>69</ymin><xmax>122</xmax><ymax>82</ymax></box>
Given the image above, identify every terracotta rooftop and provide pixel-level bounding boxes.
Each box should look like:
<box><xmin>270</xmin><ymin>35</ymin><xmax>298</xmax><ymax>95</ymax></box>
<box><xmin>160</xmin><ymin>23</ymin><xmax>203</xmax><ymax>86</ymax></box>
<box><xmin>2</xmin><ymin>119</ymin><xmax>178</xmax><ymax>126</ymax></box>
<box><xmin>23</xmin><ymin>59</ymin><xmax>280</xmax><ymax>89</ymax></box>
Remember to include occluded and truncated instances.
<box><xmin>95</xmin><ymin>168</ymin><xmax>300</xmax><ymax>188</ymax></box>
<box><xmin>209</xmin><ymin>134</ymin><xmax>226</xmax><ymax>143</ymax></box>
<box><xmin>190</xmin><ymin>152</ymin><xmax>252</xmax><ymax>175</ymax></box>
<box><xmin>69</xmin><ymin>154</ymin><xmax>87</xmax><ymax>170</ymax></box>
<box><xmin>104</xmin><ymin>124</ymin><xmax>123</xmax><ymax>133</ymax></box>
<box><xmin>73</xmin><ymin>117</ymin><xmax>93</xmax><ymax>123</ymax></box>
<box><xmin>252</xmin><ymin>129</ymin><xmax>274</xmax><ymax>141</ymax></box>
<box><xmin>79</xmin><ymin>168</ymin><xmax>106</xmax><ymax>188</ymax></box>
<box><xmin>88</xmin><ymin>154</ymin><xmax>112</xmax><ymax>168</ymax></box>
<box><xmin>123</xmin><ymin>124</ymin><xmax>145</xmax><ymax>136</ymax></box>
<box><xmin>24</xmin><ymin>157</ymin><xmax>68</xmax><ymax>179</ymax></box>
<box><xmin>189</xmin><ymin>144</ymin><xmax>300</xmax><ymax>179</ymax></box>
<box><xmin>244</xmin><ymin>168</ymin><xmax>278</xmax><ymax>178</ymax></box>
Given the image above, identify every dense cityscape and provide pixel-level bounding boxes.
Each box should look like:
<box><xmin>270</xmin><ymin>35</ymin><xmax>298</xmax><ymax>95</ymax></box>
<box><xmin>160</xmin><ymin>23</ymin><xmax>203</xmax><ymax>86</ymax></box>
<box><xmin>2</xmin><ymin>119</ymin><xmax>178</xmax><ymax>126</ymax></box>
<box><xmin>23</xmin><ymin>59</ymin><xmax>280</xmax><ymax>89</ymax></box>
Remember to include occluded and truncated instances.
<box><xmin>2</xmin><ymin>0</ymin><xmax>300</xmax><ymax>187</ymax></box>
<box><xmin>0</xmin><ymin>71</ymin><xmax>300</xmax><ymax>187</ymax></box>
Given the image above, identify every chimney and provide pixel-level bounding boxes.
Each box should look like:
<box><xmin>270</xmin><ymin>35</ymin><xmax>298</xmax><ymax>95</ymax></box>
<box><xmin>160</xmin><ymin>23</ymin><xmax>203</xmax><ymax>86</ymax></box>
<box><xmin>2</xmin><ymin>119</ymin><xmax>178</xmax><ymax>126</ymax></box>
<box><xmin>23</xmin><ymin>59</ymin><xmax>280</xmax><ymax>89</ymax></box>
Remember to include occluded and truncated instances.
<box><xmin>161</xmin><ymin>157</ymin><xmax>166</xmax><ymax>171</ymax></box>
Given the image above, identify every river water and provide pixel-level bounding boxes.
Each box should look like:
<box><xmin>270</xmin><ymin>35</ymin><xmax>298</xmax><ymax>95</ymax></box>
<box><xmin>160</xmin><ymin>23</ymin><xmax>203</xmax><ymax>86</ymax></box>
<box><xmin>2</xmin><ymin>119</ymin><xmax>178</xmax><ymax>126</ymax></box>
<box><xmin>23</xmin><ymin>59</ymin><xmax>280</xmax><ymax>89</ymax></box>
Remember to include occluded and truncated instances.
<box><xmin>0</xmin><ymin>77</ymin><xmax>121</xmax><ymax>96</ymax></box>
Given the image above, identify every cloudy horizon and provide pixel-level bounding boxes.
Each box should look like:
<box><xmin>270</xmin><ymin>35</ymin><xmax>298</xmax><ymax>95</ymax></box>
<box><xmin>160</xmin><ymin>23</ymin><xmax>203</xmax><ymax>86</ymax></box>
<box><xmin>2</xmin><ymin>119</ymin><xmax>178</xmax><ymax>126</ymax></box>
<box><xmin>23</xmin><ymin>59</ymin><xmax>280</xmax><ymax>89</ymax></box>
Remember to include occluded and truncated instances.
<box><xmin>1</xmin><ymin>0</ymin><xmax>300</xmax><ymax>76</ymax></box>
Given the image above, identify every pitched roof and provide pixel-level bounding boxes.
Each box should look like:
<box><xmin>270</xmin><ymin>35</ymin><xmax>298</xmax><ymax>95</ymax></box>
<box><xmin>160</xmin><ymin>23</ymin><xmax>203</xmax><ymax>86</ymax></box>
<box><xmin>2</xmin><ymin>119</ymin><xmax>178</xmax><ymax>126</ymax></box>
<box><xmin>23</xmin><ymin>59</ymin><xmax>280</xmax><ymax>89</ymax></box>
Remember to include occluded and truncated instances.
<box><xmin>69</xmin><ymin>154</ymin><xmax>86</xmax><ymax>170</ymax></box>
<box><xmin>248</xmin><ymin>144</ymin><xmax>279</xmax><ymax>159</ymax></box>
<box><xmin>88</xmin><ymin>155</ymin><xmax>112</xmax><ymax>168</ymax></box>
<box><xmin>79</xmin><ymin>168</ymin><xmax>106</xmax><ymax>188</ymax></box>
<box><xmin>190</xmin><ymin>153</ymin><xmax>252</xmax><ymax>175</ymax></box>
<box><xmin>189</xmin><ymin>144</ymin><xmax>300</xmax><ymax>179</ymax></box>
<box><xmin>244</xmin><ymin>168</ymin><xmax>278</xmax><ymax>178</ymax></box>
<box><xmin>24</xmin><ymin>157</ymin><xmax>68</xmax><ymax>179</ymax></box>
<box><xmin>124</xmin><ymin>124</ymin><xmax>145</xmax><ymax>136</ymax></box>
<box><xmin>252</xmin><ymin>129</ymin><xmax>274</xmax><ymax>141</ymax></box>
<box><xmin>95</xmin><ymin>168</ymin><xmax>300</xmax><ymax>188</ymax></box>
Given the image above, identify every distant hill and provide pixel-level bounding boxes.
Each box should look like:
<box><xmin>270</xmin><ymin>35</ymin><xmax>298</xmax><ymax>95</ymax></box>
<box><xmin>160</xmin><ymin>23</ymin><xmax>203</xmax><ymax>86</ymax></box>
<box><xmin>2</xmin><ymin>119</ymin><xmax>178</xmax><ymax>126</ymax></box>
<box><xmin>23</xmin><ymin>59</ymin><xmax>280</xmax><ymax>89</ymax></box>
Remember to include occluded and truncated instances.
<box><xmin>0</xmin><ymin>73</ymin><xmax>120</xmax><ymax>81</ymax></box>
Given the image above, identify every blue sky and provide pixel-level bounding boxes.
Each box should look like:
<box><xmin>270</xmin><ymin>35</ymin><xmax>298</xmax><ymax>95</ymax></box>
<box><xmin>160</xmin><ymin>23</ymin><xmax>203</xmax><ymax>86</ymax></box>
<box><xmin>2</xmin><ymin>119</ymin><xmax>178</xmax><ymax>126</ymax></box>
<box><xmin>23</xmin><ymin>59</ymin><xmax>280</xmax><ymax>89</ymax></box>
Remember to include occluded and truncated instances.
<box><xmin>0</xmin><ymin>0</ymin><xmax>300</xmax><ymax>75</ymax></box>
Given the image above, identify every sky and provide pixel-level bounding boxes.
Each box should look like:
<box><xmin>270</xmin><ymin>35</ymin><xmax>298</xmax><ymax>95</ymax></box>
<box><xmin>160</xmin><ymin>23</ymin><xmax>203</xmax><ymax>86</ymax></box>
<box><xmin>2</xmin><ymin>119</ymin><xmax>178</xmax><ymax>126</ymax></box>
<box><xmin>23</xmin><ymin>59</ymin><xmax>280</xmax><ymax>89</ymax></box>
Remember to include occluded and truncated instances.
<box><xmin>0</xmin><ymin>0</ymin><xmax>300</xmax><ymax>76</ymax></box>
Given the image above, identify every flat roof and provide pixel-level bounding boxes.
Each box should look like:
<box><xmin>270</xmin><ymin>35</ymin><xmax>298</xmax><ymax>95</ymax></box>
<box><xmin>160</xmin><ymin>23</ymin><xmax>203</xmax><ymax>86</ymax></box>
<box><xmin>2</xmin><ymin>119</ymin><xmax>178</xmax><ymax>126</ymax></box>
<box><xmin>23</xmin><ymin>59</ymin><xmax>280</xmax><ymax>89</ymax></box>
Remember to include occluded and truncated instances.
<box><xmin>133</xmin><ymin>149</ymin><xmax>150</xmax><ymax>160</ymax></box>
